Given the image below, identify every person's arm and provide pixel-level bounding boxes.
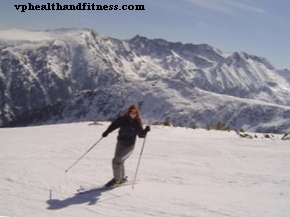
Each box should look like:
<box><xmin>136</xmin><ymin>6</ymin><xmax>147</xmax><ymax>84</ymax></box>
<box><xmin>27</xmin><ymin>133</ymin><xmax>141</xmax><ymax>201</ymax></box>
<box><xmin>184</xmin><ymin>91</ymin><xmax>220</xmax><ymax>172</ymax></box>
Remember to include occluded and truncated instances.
<box><xmin>102</xmin><ymin>117</ymin><xmax>124</xmax><ymax>137</ymax></box>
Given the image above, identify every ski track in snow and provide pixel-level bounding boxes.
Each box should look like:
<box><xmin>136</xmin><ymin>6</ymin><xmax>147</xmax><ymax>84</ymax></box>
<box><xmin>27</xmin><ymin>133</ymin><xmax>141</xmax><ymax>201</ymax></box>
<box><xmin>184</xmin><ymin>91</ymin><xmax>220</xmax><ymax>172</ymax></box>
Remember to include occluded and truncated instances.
<box><xmin>0</xmin><ymin>122</ymin><xmax>290</xmax><ymax>217</ymax></box>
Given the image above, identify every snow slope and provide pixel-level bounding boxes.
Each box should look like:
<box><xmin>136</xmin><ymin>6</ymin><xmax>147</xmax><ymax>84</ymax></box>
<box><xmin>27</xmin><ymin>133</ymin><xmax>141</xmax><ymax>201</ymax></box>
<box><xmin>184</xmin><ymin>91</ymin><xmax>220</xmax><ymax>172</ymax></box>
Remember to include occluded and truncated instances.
<box><xmin>1</xmin><ymin>122</ymin><xmax>290</xmax><ymax>217</ymax></box>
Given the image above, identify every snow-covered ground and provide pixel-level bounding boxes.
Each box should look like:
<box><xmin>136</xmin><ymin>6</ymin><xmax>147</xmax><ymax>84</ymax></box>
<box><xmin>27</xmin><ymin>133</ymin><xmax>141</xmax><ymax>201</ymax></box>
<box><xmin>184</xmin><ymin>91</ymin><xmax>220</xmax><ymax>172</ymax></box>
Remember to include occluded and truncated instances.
<box><xmin>1</xmin><ymin>122</ymin><xmax>290</xmax><ymax>217</ymax></box>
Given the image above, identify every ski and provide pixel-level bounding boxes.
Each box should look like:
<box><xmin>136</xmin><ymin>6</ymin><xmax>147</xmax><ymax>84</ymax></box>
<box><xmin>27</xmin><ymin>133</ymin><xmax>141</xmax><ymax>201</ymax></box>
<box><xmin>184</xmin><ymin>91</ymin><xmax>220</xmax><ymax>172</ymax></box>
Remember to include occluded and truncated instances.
<box><xmin>76</xmin><ymin>181</ymin><xmax>136</xmax><ymax>195</ymax></box>
<box><xmin>76</xmin><ymin>185</ymin><xmax>107</xmax><ymax>195</ymax></box>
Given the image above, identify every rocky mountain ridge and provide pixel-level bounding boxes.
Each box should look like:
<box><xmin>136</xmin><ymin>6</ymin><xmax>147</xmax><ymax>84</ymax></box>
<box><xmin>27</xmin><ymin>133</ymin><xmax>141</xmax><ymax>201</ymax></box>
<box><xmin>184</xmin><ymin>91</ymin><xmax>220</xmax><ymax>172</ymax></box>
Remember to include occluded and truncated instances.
<box><xmin>1</xmin><ymin>28</ymin><xmax>290</xmax><ymax>133</ymax></box>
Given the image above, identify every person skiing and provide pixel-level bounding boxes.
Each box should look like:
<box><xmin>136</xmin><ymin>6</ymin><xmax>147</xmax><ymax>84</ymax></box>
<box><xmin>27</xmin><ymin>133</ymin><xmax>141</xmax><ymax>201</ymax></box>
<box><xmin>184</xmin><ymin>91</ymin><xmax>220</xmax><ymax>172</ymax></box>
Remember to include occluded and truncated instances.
<box><xmin>102</xmin><ymin>104</ymin><xmax>150</xmax><ymax>187</ymax></box>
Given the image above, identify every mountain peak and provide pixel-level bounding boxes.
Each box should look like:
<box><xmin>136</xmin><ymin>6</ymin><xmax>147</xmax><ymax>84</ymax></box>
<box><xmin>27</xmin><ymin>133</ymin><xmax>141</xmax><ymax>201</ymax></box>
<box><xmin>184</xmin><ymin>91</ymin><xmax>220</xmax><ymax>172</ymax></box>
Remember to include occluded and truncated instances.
<box><xmin>1</xmin><ymin>28</ymin><xmax>290</xmax><ymax>132</ymax></box>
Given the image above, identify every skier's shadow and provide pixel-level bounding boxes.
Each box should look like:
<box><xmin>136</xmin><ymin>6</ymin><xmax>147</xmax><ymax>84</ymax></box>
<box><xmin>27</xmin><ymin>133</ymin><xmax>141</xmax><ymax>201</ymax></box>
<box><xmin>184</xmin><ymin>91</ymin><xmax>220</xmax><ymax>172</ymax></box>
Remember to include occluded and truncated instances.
<box><xmin>46</xmin><ymin>187</ymin><xmax>109</xmax><ymax>210</ymax></box>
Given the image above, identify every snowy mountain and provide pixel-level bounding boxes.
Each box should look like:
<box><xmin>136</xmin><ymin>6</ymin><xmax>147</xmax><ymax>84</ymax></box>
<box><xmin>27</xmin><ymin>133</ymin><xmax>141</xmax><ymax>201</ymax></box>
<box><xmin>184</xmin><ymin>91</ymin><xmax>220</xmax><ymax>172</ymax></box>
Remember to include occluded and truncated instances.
<box><xmin>1</xmin><ymin>28</ymin><xmax>290</xmax><ymax>132</ymax></box>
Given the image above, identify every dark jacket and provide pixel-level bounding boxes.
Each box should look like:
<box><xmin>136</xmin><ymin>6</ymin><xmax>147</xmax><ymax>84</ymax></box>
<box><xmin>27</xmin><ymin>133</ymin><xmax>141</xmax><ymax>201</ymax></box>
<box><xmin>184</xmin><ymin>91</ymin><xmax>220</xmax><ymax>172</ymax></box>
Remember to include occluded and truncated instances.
<box><xmin>104</xmin><ymin>116</ymin><xmax>146</xmax><ymax>145</ymax></box>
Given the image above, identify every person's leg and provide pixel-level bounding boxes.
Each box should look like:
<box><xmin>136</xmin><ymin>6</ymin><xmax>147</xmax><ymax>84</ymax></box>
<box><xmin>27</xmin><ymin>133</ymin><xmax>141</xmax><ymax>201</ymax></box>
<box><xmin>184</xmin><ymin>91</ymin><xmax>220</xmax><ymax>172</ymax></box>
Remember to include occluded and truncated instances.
<box><xmin>112</xmin><ymin>142</ymin><xmax>134</xmax><ymax>181</ymax></box>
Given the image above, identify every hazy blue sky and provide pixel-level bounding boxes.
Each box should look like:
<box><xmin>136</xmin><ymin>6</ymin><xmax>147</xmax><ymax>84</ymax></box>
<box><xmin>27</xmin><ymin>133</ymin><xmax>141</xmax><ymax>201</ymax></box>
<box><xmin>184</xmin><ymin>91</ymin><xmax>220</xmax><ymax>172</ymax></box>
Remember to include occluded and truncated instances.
<box><xmin>0</xmin><ymin>0</ymin><xmax>289</xmax><ymax>69</ymax></box>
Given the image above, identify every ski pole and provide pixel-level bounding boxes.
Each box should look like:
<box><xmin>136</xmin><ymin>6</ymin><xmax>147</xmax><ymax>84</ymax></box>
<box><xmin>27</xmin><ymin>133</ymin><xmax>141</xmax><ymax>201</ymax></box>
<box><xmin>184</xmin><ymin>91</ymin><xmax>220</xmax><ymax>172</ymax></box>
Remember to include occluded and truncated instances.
<box><xmin>65</xmin><ymin>137</ymin><xmax>103</xmax><ymax>173</ymax></box>
<box><xmin>132</xmin><ymin>135</ymin><xmax>147</xmax><ymax>189</ymax></box>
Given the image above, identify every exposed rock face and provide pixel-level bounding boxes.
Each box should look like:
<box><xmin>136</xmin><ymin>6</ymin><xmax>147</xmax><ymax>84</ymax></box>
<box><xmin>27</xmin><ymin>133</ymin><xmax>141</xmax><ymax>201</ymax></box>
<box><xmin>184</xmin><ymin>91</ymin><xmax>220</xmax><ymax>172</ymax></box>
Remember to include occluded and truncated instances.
<box><xmin>1</xmin><ymin>28</ymin><xmax>290</xmax><ymax>133</ymax></box>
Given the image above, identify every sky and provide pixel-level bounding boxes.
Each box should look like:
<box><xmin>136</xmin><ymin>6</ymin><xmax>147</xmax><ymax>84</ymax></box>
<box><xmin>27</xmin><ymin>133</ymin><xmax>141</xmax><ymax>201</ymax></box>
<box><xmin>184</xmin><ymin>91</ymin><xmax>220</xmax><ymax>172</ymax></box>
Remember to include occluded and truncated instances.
<box><xmin>0</xmin><ymin>0</ymin><xmax>289</xmax><ymax>70</ymax></box>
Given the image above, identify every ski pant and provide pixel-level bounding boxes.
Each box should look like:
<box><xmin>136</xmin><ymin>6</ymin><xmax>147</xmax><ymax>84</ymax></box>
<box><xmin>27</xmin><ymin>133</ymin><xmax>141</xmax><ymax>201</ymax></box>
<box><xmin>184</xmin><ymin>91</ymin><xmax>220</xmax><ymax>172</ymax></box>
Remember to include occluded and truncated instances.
<box><xmin>112</xmin><ymin>141</ymin><xmax>135</xmax><ymax>180</ymax></box>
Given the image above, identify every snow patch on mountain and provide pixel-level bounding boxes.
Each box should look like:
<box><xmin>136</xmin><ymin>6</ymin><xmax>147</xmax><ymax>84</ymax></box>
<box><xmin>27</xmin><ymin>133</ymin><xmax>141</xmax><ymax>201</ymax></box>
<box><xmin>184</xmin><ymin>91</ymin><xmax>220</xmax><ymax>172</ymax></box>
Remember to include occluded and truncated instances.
<box><xmin>1</xmin><ymin>28</ymin><xmax>290</xmax><ymax>133</ymax></box>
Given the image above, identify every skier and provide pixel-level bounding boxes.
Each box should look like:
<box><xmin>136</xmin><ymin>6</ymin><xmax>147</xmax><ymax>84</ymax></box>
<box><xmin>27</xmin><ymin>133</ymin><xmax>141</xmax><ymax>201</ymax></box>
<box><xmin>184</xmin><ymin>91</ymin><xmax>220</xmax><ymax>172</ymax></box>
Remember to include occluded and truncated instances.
<box><xmin>102</xmin><ymin>104</ymin><xmax>150</xmax><ymax>187</ymax></box>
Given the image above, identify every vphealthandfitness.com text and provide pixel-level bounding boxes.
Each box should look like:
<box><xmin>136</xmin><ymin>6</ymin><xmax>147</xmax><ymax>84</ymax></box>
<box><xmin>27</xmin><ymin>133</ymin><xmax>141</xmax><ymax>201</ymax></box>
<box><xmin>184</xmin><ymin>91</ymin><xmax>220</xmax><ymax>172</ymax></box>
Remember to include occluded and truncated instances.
<box><xmin>14</xmin><ymin>3</ymin><xmax>145</xmax><ymax>13</ymax></box>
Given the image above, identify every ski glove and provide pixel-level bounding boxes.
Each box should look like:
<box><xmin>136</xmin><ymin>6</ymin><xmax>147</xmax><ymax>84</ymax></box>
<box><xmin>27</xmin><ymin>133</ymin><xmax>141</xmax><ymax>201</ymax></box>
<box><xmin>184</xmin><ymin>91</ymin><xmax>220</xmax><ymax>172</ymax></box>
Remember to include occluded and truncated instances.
<box><xmin>145</xmin><ymin>126</ymin><xmax>150</xmax><ymax>132</ymax></box>
<box><xmin>102</xmin><ymin>131</ymin><xmax>109</xmax><ymax>137</ymax></box>
<box><xmin>139</xmin><ymin>126</ymin><xmax>150</xmax><ymax>138</ymax></box>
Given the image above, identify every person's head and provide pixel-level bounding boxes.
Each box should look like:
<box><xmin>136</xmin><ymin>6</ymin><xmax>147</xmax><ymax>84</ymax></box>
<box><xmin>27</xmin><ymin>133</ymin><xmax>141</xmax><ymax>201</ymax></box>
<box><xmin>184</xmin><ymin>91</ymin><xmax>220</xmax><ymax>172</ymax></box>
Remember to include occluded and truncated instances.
<box><xmin>124</xmin><ymin>104</ymin><xmax>142</xmax><ymax>123</ymax></box>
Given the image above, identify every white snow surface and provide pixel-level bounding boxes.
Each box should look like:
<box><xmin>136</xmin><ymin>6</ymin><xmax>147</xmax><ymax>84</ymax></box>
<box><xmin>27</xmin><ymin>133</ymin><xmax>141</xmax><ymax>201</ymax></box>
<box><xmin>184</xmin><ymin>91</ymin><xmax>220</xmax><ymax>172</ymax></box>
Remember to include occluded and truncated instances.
<box><xmin>1</xmin><ymin>122</ymin><xmax>290</xmax><ymax>217</ymax></box>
